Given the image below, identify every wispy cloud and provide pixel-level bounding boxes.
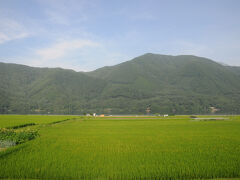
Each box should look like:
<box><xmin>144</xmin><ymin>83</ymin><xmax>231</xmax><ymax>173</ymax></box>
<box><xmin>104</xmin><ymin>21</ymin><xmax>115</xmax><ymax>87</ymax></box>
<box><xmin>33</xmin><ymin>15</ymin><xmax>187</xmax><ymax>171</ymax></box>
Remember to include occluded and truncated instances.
<box><xmin>0</xmin><ymin>18</ymin><xmax>30</xmax><ymax>44</ymax></box>
<box><xmin>35</xmin><ymin>39</ymin><xmax>100</xmax><ymax>61</ymax></box>
<box><xmin>21</xmin><ymin>38</ymin><xmax>130</xmax><ymax>71</ymax></box>
<box><xmin>38</xmin><ymin>0</ymin><xmax>89</xmax><ymax>25</ymax></box>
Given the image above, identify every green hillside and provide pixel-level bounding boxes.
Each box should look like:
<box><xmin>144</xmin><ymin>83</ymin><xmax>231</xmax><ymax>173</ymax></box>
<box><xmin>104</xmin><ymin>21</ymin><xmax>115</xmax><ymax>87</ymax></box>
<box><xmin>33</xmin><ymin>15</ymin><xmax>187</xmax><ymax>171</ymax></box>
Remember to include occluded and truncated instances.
<box><xmin>0</xmin><ymin>63</ymin><xmax>107</xmax><ymax>114</ymax></box>
<box><xmin>1</xmin><ymin>54</ymin><xmax>240</xmax><ymax>114</ymax></box>
<box><xmin>228</xmin><ymin>66</ymin><xmax>240</xmax><ymax>76</ymax></box>
<box><xmin>88</xmin><ymin>54</ymin><xmax>240</xmax><ymax>114</ymax></box>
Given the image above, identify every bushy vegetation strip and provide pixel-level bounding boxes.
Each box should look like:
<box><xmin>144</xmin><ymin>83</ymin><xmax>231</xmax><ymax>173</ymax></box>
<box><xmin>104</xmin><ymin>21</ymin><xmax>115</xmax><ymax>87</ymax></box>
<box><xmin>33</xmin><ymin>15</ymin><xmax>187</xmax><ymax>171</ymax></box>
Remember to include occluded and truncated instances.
<box><xmin>0</xmin><ymin>128</ymin><xmax>38</xmax><ymax>148</ymax></box>
<box><xmin>48</xmin><ymin>118</ymin><xmax>76</xmax><ymax>125</ymax></box>
<box><xmin>6</xmin><ymin>123</ymin><xmax>36</xmax><ymax>129</ymax></box>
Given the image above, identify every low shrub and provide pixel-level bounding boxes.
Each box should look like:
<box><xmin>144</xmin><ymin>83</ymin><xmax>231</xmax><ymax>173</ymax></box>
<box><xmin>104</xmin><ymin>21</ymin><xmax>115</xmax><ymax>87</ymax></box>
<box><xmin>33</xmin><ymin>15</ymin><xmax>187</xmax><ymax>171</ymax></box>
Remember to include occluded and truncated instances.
<box><xmin>6</xmin><ymin>123</ymin><xmax>36</xmax><ymax>129</ymax></box>
<box><xmin>0</xmin><ymin>128</ymin><xmax>39</xmax><ymax>148</ymax></box>
<box><xmin>49</xmin><ymin>119</ymin><xmax>70</xmax><ymax>125</ymax></box>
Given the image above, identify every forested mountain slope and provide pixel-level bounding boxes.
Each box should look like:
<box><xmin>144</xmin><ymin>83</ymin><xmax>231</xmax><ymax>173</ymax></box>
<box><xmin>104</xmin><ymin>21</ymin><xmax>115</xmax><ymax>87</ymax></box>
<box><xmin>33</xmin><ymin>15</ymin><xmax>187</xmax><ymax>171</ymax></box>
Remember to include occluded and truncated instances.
<box><xmin>1</xmin><ymin>54</ymin><xmax>240</xmax><ymax>114</ymax></box>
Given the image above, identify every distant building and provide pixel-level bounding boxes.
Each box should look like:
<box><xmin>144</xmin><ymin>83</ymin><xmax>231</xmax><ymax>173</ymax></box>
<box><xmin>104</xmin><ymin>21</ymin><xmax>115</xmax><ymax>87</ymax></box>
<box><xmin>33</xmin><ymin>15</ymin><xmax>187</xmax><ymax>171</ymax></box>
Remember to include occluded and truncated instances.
<box><xmin>146</xmin><ymin>107</ymin><xmax>151</xmax><ymax>114</ymax></box>
<box><xmin>163</xmin><ymin>114</ymin><xmax>168</xmax><ymax>117</ymax></box>
<box><xmin>210</xmin><ymin>107</ymin><xmax>219</xmax><ymax>113</ymax></box>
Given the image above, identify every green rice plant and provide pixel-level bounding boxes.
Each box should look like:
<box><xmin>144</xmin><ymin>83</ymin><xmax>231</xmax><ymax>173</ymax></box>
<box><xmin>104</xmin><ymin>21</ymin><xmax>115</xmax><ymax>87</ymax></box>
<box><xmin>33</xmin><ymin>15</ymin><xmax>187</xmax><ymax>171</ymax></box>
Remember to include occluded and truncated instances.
<box><xmin>0</xmin><ymin>115</ymin><xmax>239</xmax><ymax>179</ymax></box>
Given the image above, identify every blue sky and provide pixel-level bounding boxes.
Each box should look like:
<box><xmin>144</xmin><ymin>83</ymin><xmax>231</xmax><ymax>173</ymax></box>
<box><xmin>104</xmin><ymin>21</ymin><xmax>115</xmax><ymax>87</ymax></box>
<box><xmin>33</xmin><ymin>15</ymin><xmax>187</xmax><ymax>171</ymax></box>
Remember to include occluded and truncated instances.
<box><xmin>0</xmin><ymin>0</ymin><xmax>240</xmax><ymax>71</ymax></box>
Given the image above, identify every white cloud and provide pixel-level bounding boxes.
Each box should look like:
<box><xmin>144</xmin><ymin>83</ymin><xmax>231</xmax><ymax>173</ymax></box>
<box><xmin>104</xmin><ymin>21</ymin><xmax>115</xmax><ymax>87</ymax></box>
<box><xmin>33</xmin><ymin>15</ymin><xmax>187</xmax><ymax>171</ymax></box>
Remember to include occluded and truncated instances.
<box><xmin>35</xmin><ymin>39</ymin><xmax>100</xmax><ymax>61</ymax></box>
<box><xmin>38</xmin><ymin>0</ymin><xmax>89</xmax><ymax>25</ymax></box>
<box><xmin>20</xmin><ymin>39</ymin><xmax>130</xmax><ymax>71</ymax></box>
<box><xmin>0</xmin><ymin>18</ymin><xmax>30</xmax><ymax>44</ymax></box>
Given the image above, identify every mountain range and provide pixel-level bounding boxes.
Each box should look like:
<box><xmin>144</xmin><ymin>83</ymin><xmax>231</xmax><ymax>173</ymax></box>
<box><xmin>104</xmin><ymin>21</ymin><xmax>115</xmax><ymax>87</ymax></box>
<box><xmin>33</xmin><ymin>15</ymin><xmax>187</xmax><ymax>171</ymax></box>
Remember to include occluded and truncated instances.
<box><xmin>1</xmin><ymin>53</ymin><xmax>240</xmax><ymax>114</ymax></box>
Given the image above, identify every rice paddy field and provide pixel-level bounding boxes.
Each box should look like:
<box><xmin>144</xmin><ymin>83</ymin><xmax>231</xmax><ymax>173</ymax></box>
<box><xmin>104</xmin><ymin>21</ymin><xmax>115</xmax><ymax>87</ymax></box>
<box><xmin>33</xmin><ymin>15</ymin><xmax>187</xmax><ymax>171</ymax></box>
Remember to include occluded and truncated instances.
<box><xmin>0</xmin><ymin>115</ymin><xmax>240</xmax><ymax>179</ymax></box>
<box><xmin>0</xmin><ymin>115</ymin><xmax>77</xmax><ymax>128</ymax></box>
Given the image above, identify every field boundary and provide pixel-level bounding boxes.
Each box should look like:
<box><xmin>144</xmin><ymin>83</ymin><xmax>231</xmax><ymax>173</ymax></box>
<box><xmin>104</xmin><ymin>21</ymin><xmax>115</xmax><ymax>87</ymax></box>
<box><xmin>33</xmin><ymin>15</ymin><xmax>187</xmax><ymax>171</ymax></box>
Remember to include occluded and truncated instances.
<box><xmin>46</xmin><ymin>118</ymin><xmax>77</xmax><ymax>125</ymax></box>
<box><xmin>6</xmin><ymin>123</ymin><xmax>36</xmax><ymax>129</ymax></box>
